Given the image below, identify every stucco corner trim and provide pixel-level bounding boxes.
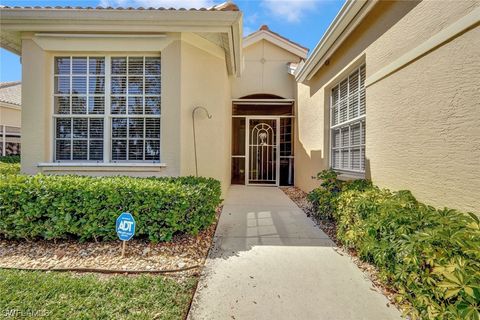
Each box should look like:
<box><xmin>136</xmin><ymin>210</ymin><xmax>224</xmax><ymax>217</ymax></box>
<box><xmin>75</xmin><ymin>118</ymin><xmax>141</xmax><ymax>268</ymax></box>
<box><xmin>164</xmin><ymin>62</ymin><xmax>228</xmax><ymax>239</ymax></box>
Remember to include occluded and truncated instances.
<box><xmin>365</xmin><ymin>7</ymin><xmax>480</xmax><ymax>87</ymax></box>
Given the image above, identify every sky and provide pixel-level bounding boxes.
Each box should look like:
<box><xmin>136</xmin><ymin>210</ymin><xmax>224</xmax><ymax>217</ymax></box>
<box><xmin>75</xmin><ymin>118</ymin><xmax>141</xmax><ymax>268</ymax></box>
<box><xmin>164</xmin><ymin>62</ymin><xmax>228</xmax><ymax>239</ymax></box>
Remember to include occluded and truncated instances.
<box><xmin>0</xmin><ymin>0</ymin><xmax>345</xmax><ymax>82</ymax></box>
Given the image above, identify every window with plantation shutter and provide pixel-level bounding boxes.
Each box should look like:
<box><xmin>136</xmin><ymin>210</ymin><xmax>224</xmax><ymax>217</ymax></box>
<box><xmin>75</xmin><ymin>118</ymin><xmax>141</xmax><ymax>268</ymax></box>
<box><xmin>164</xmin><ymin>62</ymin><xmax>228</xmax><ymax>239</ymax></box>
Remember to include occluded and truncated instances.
<box><xmin>53</xmin><ymin>55</ymin><xmax>161</xmax><ymax>163</ymax></box>
<box><xmin>330</xmin><ymin>64</ymin><xmax>366</xmax><ymax>173</ymax></box>
<box><xmin>110</xmin><ymin>57</ymin><xmax>161</xmax><ymax>162</ymax></box>
<box><xmin>54</xmin><ymin>56</ymin><xmax>105</xmax><ymax>161</ymax></box>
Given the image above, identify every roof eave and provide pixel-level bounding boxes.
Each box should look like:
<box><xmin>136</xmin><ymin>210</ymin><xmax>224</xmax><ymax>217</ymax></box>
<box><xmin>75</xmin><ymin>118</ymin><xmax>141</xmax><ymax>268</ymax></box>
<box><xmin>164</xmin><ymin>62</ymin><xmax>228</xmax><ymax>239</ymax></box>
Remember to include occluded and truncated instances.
<box><xmin>295</xmin><ymin>0</ymin><xmax>377</xmax><ymax>83</ymax></box>
<box><xmin>0</xmin><ymin>8</ymin><xmax>243</xmax><ymax>75</ymax></box>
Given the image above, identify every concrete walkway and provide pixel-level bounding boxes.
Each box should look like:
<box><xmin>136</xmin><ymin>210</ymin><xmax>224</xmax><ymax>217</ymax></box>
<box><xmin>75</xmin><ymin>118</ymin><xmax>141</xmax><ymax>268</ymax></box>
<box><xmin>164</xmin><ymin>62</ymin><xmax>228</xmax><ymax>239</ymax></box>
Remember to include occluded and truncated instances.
<box><xmin>188</xmin><ymin>186</ymin><xmax>402</xmax><ymax>320</ymax></box>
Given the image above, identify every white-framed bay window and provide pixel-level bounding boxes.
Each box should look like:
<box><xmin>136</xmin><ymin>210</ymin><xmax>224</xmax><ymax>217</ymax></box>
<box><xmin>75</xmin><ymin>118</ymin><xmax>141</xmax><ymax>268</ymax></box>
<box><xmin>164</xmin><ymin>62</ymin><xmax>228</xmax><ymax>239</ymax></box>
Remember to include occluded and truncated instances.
<box><xmin>53</xmin><ymin>55</ymin><xmax>161</xmax><ymax>163</ymax></box>
<box><xmin>330</xmin><ymin>64</ymin><xmax>366</xmax><ymax>173</ymax></box>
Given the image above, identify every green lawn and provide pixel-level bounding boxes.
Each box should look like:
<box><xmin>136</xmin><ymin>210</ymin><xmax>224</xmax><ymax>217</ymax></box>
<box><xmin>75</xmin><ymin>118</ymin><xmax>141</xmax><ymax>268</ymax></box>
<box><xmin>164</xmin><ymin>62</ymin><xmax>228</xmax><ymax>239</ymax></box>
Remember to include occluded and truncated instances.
<box><xmin>0</xmin><ymin>270</ymin><xmax>197</xmax><ymax>320</ymax></box>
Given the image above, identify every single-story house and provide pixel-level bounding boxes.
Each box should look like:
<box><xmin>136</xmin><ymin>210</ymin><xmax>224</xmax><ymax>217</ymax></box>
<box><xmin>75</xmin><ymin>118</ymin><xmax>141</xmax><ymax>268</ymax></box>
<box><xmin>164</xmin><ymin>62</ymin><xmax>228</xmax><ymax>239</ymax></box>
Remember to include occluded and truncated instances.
<box><xmin>0</xmin><ymin>0</ymin><xmax>478</xmax><ymax>213</ymax></box>
<box><xmin>0</xmin><ymin>81</ymin><xmax>21</xmax><ymax>156</ymax></box>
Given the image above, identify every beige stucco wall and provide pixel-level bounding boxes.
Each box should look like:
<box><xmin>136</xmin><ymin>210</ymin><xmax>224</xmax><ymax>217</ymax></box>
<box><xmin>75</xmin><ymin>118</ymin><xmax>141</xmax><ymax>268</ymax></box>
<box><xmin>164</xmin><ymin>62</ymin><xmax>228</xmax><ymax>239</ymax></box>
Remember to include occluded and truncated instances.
<box><xmin>0</xmin><ymin>104</ymin><xmax>21</xmax><ymax>128</ymax></box>
<box><xmin>296</xmin><ymin>0</ymin><xmax>480</xmax><ymax>213</ymax></box>
<box><xmin>19</xmin><ymin>33</ymin><xmax>232</xmax><ymax>194</ymax></box>
<box><xmin>179</xmin><ymin>40</ymin><xmax>232</xmax><ymax>194</ymax></box>
<box><xmin>231</xmin><ymin>39</ymin><xmax>301</xmax><ymax>99</ymax></box>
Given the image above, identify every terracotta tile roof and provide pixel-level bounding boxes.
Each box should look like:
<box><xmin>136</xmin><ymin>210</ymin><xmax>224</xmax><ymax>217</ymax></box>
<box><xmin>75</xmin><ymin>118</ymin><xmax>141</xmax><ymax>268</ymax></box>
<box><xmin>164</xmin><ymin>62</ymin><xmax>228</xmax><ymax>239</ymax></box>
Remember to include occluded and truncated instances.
<box><xmin>257</xmin><ymin>24</ymin><xmax>309</xmax><ymax>51</ymax></box>
<box><xmin>0</xmin><ymin>81</ymin><xmax>21</xmax><ymax>107</ymax></box>
<box><xmin>0</xmin><ymin>2</ymin><xmax>239</xmax><ymax>12</ymax></box>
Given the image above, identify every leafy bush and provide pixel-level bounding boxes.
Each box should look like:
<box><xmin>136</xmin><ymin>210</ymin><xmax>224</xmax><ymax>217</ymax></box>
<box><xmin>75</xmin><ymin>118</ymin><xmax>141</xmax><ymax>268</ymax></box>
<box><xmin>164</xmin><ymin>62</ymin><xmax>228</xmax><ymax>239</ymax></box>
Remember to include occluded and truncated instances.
<box><xmin>308</xmin><ymin>170</ymin><xmax>480</xmax><ymax>319</ymax></box>
<box><xmin>0</xmin><ymin>174</ymin><xmax>221</xmax><ymax>242</ymax></box>
<box><xmin>307</xmin><ymin>169</ymin><xmax>371</xmax><ymax>219</ymax></box>
<box><xmin>0</xmin><ymin>163</ymin><xmax>20</xmax><ymax>175</ymax></box>
<box><xmin>0</xmin><ymin>155</ymin><xmax>20</xmax><ymax>163</ymax></box>
<box><xmin>307</xmin><ymin>170</ymin><xmax>342</xmax><ymax>219</ymax></box>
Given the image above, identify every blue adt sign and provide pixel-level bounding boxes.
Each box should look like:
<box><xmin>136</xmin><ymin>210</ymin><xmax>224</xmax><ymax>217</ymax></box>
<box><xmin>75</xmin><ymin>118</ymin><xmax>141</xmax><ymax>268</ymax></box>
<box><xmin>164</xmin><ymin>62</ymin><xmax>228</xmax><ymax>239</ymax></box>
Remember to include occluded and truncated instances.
<box><xmin>116</xmin><ymin>212</ymin><xmax>136</xmax><ymax>241</ymax></box>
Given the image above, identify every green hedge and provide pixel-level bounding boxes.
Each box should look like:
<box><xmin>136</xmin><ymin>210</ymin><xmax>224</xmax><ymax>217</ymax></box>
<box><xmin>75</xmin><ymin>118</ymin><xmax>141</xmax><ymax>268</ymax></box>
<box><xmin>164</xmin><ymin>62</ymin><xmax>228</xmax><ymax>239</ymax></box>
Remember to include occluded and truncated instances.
<box><xmin>308</xmin><ymin>170</ymin><xmax>480</xmax><ymax>320</ymax></box>
<box><xmin>0</xmin><ymin>155</ymin><xmax>20</xmax><ymax>163</ymax></box>
<box><xmin>0</xmin><ymin>163</ymin><xmax>20</xmax><ymax>175</ymax></box>
<box><xmin>0</xmin><ymin>174</ymin><xmax>221</xmax><ymax>242</ymax></box>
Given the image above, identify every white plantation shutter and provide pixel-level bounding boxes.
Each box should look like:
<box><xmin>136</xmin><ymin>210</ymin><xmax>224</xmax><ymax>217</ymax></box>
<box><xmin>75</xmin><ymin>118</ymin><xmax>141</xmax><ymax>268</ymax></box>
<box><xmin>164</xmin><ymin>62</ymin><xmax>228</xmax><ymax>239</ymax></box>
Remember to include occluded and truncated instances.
<box><xmin>54</xmin><ymin>55</ymin><xmax>160</xmax><ymax>163</ymax></box>
<box><xmin>110</xmin><ymin>56</ymin><xmax>161</xmax><ymax>162</ymax></box>
<box><xmin>330</xmin><ymin>64</ymin><xmax>366</xmax><ymax>172</ymax></box>
<box><xmin>54</xmin><ymin>56</ymin><xmax>105</xmax><ymax>161</ymax></box>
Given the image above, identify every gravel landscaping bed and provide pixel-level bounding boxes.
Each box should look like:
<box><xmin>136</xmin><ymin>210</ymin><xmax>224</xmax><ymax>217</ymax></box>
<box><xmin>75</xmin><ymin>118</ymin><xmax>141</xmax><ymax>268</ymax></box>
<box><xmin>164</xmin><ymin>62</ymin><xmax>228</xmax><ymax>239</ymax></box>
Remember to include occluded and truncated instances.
<box><xmin>281</xmin><ymin>187</ymin><xmax>407</xmax><ymax>314</ymax></box>
<box><xmin>0</xmin><ymin>208</ymin><xmax>221</xmax><ymax>278</ymax></box>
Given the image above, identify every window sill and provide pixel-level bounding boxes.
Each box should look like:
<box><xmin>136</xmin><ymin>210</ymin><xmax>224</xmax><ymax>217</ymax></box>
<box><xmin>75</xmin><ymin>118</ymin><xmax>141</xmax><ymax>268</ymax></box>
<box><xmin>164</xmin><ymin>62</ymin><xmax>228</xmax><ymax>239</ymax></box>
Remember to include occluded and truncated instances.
<box><xmin>335</xmin><ymin>171</ymin><xmax>365</xmax><ymax>181</ymax></box>
<box><xmin>37</xmin><ymin>162</ymin><xmax>167</xmax><ymax>172</ymax></box>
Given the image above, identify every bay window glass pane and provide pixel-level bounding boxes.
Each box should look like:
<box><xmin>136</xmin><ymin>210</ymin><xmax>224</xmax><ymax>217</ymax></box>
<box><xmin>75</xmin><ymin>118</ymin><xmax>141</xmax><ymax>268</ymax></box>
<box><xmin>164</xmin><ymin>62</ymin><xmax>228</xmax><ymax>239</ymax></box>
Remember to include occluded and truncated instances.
<box><xmin>89</xmin><ymin>76</ymin><xmax>105</xmax><ymax>94</ymax></box>
<box><xmin>72</xmin><ymin>76</ymin><xmax>87</xmax><ymax>94</ymax></box>
<box><xmin>89</xmin><ymin>57</ymin><xmax>105</xmax><ymax>75</ymax></box>
<box><xmin>89</xmin><ymin>119</ymin><xmax>104</xmax><ymax>139</ymax></box>
<box><xmin>341</xmin><ymin>150</ymin><xmax>349</xmax><ymax>168</ymax></box>
<box><xmin>128</xmin><ymin>96</ymin><xmax>143</xmax><ymax>114</ymax></box>
<box><xmin>128</xmin><ymin>140</ymin><xmax>144</xmax><ymax>160</ymax></box>
<box><xmin>55</xmin><ymin>76</ymin><xmax>70</xmax><ymax>94</ymax></box>
<box><xmin>72</xmin><ymin>140</ymin><xmax>88</xmax><ymax>160</ymax></box>
<box><xmin>111</xmin><ymin>57</ymin><xmax>127</xmax><ymax>75</ymax></box>
<box><xmin>128</xmin><ymin>118</ymin><xmax>144</xmax><ymax>138</ymax></box>
<box><xmin>145</xmin><ymin>57</ymin><xmax>161</xmax><ymax>75</ymax></box>
<box><xmin>145</xmin><ymin>97</ymin><xmax>161</xmax><ymax>115</ymax></box>
<box><xmin>73</xmin><ymin>118</ymin><xmax>88</xmax><ymax>139</ymax></box>
<box><xmin>145</xmin><ymin>76</ymin><xmax>161</xmax><ymax>94</ymax></box>
<box><xmin>112</xmin><ymin>118</ymin><xmax>127</xmax><ymax>138</ymax></box>
<box><xmin>351</xmin><ymin>148</ymin><xmax>361</xmax><ymax>171</ymax></box>
<box><xmin>72</xmin><ymin>96</ymin><xmax>87</xmax><ymax>114</ymax></box>
<box><xmin>145</xmin><ymin>118</ymin><xmax>160</xmax><ymax>138</ymax></box>
<box><xmin>111</xmin><ymin>77</ymin><xmax>126</xmax><ymax>94</ymax></box>
<box><xmin>112</xmin><ymin>140</ymin><xmax>127</xmax><ymax>160</ymax></box>
<box><xmin>145</xmin><ymin>140</ymin><xmax>160</xmax><ymax>160</ymax></box>
<box><xmin>56</xmin><ymin>119</ymin><xmax>71</xmax><ymax>138</ymax></box>
<box><xmin>56</xmin><ymin>140</ymin><xmax>71</xmax><ymax>160</ymax></box>
<box><xmin>128</xmin><ymin>57</ymin><xmax>144</xmax><ymax>74</ymax></box>
<box><xmin>72</xmin><ymin>57</ymin><xmax>87</xmax><ymax>74</ymax></box>
<box><xmin>332</xmin><ymin>129</ymin><xmax>340</xmax><ymax>148</ymax></box>
<box><xmin>111</xmin><ymin>97</ymin><xmax>126</xmax><ymax>114</ymax></box>
<box><xmin>55</xmin><ymin>57</ymin><xmax>70</xmax><ymax>74</ymax></box>
<box><xmin>351</xmin><ymin>123</ymin><xmax>361</xmax><ymax>146</ymax></box>
<box><xmin>54</xmin><ymin>96</ymin><xmax>70</xmax><ymax>114</ymax></box>
<box><xmin>88</xmin><ymin>96</ymin><xmax>105</xmax><ymax>114</ymax></box>
<box><xmin>128</xmin><ymin>77</ymin><xmax>143</xmax><ymax>94</ymax></box>
<box><xmin>89</xmin><ymin>140</ymin><xmax>103</xmax><ymax>161</ymax></box>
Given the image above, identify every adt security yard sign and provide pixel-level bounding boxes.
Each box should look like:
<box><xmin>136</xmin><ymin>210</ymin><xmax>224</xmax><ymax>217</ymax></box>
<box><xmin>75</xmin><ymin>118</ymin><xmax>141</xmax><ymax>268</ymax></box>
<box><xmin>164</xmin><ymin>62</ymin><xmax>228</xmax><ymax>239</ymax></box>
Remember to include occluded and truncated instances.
<box><xmin>116</xmin><ymin>212</ymin><xmax>136</xmax><ymax>241</ymax></box>
<box><xmin>116</xmin><ymin>212</ymin><xmax>135</xmax><ymax>257</ymax></box>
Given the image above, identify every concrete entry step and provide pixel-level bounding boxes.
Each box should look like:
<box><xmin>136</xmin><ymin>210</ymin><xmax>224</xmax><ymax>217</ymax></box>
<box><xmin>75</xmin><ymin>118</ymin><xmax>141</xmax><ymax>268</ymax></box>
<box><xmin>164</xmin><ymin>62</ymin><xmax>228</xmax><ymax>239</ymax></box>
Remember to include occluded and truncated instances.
<box><xmin>188</xmin><ymin>186</ymin><xmax>402</xmax><ymax>320</ymax></box>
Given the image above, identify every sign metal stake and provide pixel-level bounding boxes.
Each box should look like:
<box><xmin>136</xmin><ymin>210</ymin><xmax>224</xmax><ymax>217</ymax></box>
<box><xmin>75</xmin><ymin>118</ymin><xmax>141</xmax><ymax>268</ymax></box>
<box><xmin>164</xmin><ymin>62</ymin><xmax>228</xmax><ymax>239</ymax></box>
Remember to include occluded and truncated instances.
<box><xmin>121</xmin><ymin>240</ymin><xmax>126</xmax><ymax>258</ymax></box>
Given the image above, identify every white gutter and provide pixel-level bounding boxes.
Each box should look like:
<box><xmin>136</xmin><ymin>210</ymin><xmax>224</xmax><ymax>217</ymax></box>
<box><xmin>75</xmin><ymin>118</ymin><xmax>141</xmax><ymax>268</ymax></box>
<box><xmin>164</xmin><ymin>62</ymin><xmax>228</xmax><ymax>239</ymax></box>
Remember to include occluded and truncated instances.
<box><xmin>295</xmin><ymin>0</ymin><xmax>376</xmax><ymax>83</ymax></box>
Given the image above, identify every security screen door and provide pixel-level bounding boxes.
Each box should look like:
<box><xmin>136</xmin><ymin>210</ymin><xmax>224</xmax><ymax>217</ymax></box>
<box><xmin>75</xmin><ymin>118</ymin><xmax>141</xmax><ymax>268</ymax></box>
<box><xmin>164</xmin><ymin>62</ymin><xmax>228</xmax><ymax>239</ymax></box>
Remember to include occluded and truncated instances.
<box><xmin>246</xmin><ymin>117</ymin><xmax>280</xmax><ymax>186</ymax></box>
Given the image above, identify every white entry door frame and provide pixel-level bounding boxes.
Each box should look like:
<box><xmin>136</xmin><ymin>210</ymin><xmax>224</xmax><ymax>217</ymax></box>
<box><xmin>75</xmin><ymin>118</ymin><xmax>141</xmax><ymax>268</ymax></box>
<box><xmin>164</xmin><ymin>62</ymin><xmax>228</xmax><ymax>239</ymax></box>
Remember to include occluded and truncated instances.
<box><xmin>245</xmin><ymin>116</ymin><xmax>280</xmax><ymax>186</ymax></box>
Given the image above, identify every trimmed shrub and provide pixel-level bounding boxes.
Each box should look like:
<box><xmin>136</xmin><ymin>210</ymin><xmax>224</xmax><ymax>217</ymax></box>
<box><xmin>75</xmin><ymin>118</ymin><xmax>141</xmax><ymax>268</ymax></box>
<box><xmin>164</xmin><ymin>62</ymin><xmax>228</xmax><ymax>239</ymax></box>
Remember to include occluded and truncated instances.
<box><xmin>307</xmin><ymin>169</ymin><xmax>372</xmax><ymax>219</ymax></box>
<box><xmin>0</xmin><ymin>155</ymin><xmax>20</xmax><ymax>163</ymax></box>
<box><xmin>0</xmin><ymin>163</ymin><xmax>20</xmax><ymax>175</ymax></box>
<box><xmin>0</xmin><ymin>174</ymin><xmax>221</xmax><ymax>242</ymax></box>
<box><xmin>308</xmin><ymin>170</ymin><xmax>480</xmax><ymax>319</ymax></box>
